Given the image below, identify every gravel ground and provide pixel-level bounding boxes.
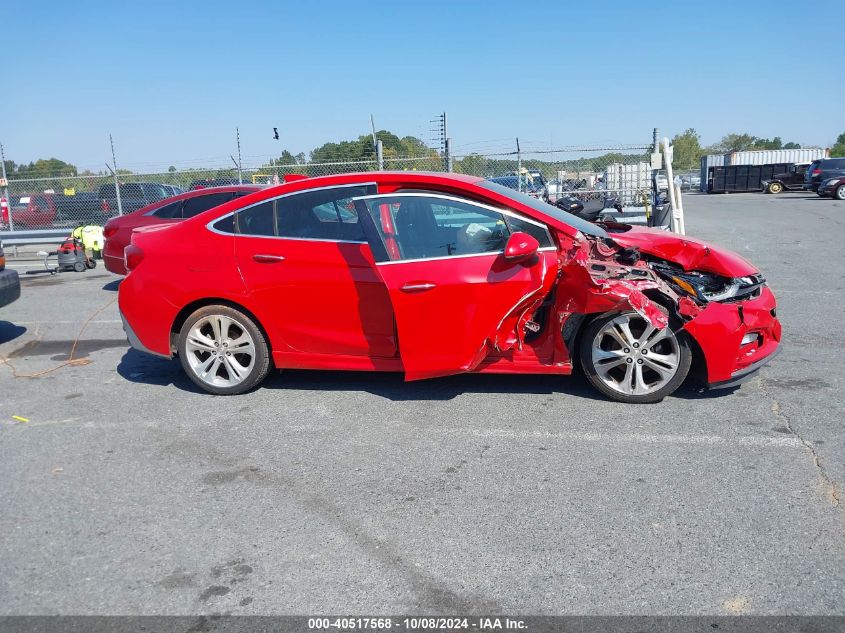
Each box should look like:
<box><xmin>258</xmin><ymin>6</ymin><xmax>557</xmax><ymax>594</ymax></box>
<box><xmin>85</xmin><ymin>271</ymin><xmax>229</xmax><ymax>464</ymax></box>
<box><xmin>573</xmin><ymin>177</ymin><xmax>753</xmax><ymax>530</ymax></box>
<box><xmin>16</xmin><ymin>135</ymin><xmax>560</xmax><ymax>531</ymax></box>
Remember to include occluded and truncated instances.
<box><xmin>1</xmin><ymin>191</ymin><xmax>843</xmax><ymax>615</ymax></box>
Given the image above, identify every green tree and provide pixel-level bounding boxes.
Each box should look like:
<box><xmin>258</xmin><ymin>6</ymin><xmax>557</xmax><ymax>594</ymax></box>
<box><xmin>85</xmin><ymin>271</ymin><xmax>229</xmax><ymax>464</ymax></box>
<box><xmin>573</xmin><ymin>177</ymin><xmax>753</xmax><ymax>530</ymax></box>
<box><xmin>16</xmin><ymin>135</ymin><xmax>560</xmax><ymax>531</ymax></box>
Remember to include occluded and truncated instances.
<box><xmin>752</xmin><ymin>137</ymin><xmax>783</xmax><ymax>150</ymax></box>
<box><xmin>168</xmin><ymin>165</ymin><xmax>176</xmax><ymax>172</ymax></box>
<box><xmin>671</xmin><ymin>128</ymin><xmax>703</xmax><ymax>169</ymax></box>
<box><xmin>273</xmin><ymin>150</ymin><xmax>300</xmax><ymax>165</ymax></box>
<box><xmin>783</xmin><ymin>142</ymin><xmax>801</xmax><ymax>150</ymax></box>
<box><xmin>831</xmin><ymin>132</ymin><xmax>845</xmax><ymax>157</ymax></box>
<box><xmin>710</xmin><ymin>133</ymin><xmax>758</xmax><ymax>153</ymax></box>
<box><xmin>15</xmin><ymin>158</ymin><xmax>78</xmax><ymax>177</ymax></box>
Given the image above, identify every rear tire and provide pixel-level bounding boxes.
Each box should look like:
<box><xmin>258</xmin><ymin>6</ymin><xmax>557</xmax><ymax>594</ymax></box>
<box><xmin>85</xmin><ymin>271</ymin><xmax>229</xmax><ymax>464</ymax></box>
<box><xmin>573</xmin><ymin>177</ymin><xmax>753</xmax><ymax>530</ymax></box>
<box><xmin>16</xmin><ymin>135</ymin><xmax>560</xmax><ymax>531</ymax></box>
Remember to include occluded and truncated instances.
<box><xmin>178</xmin><ymin>305</ymin><xmax>271</xmax><ymax>395</ymax></box>
<box><xmin>579</xmin><ymin>311</ymin><xmax>692</xmax><ymax>404</ymax></box>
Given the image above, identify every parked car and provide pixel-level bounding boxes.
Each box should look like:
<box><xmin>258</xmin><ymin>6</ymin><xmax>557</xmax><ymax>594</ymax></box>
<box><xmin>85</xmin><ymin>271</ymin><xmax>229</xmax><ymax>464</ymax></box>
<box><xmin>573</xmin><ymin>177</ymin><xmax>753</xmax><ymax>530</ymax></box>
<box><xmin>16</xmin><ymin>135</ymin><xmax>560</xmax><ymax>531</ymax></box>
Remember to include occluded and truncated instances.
<box><xmin>99</xmin><ymin>182</ymin><xmax>174</xmax><ymax>216</ymax></box>
<box><xmin>817</xmin><ymin>176</ymin><xmax>845</xmax><ymax>200</ymax></box>
<box><xmin>488</xmin><ymin>175</ymin><xmax>547</xmax><ymax>200</ymax></box>
<box><xmin>5</xmin><ymin>193</ymin><xmax>58</xmax><ymax>228</ymax></box>
<box><xmin>103</xmin><ymin>185</ymin><xmax>262</xmax><ymax>274</ymax></box>
<box><xmin>804</xmin><ymin>158</ymin><xmax>845</xmax><ymax>192</ymax></box>
<box><xmin>0</xmin><ymin>240</ymin><xmax>21</xmax><ymax>308</ymax></box>
<box><xmin>118</xmin><ymin>172</ymin><xmax>780</xmax><ymax>403</ymax></box>
<box><xmin>761</xmin><ymin>163</ymin><xmax>810</xmax><ymax>194</ymax></box>
<box><xmin>680</xmin><ymin>175</ymin><xmax>701</xmax><ymax>191</ymax></box>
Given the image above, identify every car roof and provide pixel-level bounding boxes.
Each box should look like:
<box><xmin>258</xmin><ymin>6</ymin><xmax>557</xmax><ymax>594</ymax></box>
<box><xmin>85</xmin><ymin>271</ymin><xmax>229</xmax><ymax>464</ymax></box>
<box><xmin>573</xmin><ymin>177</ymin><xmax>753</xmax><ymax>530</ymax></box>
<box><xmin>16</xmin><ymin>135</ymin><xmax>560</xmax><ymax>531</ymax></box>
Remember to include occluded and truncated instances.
<box><xmin>193</xmin><ymin>171</ymin><xmax>595</xmax><ymax>237</ymax></box>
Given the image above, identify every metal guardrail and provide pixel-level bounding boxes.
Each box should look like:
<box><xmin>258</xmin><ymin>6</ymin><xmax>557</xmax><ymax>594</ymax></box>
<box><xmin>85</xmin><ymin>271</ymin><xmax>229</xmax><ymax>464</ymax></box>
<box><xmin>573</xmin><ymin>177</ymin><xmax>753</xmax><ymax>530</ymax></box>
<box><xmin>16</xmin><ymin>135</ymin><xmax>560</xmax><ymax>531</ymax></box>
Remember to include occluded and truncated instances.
<box><xmin>1</xmin><ymin>228</ymin><xmax>68</xmax><ymax>243</ymax></box>
<box><xmin>1</xmin><ymin>229</ymin><xmax>68</xmax><ymax>254</ymax></box>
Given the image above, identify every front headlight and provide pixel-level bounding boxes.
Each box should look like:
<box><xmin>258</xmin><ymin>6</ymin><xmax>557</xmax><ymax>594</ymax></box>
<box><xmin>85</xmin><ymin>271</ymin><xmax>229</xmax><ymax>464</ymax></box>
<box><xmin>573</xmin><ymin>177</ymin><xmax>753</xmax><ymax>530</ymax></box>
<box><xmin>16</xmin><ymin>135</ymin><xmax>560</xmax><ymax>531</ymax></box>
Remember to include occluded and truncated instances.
<box><xmin>653</xmin><ymin>263</ymin><xmax>765</xmax><ymax>303</ymax></box>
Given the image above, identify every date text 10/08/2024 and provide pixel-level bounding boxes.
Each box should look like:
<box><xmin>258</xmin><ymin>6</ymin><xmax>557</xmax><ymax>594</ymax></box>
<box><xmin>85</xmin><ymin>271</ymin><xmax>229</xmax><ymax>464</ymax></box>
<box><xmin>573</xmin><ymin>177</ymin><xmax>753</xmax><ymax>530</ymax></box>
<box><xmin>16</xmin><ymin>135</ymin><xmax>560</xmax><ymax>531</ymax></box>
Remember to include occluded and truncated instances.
<box><xmin>307</xmin><ymin>617</ymin><xmax>527</xmax><ymax>630</ymax></box>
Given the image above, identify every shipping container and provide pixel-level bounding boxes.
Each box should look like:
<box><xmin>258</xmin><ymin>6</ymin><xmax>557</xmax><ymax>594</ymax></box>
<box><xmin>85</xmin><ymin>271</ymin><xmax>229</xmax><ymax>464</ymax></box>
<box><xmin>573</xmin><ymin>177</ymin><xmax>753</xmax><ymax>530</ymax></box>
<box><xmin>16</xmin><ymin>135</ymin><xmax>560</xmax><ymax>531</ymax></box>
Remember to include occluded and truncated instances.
<box><xmin>726</xmin><ymin>148</ymin><xmax>829</xmax><ymax>167</ymax></box>
<box><xmin>700</xmin><ymin>154</ymin><xmax>725</xmax><ymax>191</ymax></box>
<box><xmin>707</xmin><ymin>163</ymin><xmax>792</xmax><ymax>193</ymax></box>
<box><xmin>700</xmin><ymin>148</ymin><xmax>829</xmax><ymax>193</ymax></box>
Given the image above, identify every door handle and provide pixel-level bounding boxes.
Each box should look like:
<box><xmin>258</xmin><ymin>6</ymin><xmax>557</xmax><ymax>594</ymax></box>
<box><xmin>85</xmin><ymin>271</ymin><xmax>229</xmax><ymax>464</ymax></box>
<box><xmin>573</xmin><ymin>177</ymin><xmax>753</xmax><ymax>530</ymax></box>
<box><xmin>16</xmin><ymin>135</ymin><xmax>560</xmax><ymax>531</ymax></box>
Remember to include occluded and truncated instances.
<box><xmin>400</xmin><ymin>282</ymin><xmax>436</xmax><ymax>293</ymax></box>
<box><xmin>252</xmin><ymin>254</ymin><xmax>285</xmax><ymax>263</ymax></box>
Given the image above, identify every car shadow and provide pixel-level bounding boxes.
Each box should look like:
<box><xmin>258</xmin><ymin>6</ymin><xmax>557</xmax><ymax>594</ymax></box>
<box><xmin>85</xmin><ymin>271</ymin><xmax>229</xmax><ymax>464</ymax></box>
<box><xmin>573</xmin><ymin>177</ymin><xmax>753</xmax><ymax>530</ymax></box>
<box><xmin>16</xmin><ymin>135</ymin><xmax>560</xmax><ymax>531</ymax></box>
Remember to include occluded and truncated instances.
<box><xmin>671</xmin><ymin>382</ymin><xmax>739</xmax><ymax>400</ymax></box>
<box><xmin>261</xmin><ymin>368</ymin><xmax>609</xmax><ymax>402</ymax></box>
<box><xmin>0</xmin><ymin>322</ymin><xmax>27</xmax><ymax>345</ymax></box>
<box><xmin>116</xmin><ymin>349</ymin><xmax>206</xmax><ymax>394</ymax></box>
<box><xmin>116</xmin><ymin>348</ymin><xmax>609</xmax><ymax>401</ymax></box>
<box><xmin>102</xmin><ymin>279</ymin><xmax>121</xmax><ymax>292</ymax></box>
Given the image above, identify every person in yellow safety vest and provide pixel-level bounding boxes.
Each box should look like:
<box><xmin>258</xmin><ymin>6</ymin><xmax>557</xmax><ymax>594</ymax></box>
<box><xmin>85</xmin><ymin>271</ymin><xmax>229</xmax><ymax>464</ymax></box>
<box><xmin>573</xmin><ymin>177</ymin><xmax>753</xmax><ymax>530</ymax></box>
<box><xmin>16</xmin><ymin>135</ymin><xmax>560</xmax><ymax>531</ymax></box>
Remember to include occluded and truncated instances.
<box><xmin>71</xmin><ymin>225</ymin><xmax>105</xmax><ymax>258</ymax></box>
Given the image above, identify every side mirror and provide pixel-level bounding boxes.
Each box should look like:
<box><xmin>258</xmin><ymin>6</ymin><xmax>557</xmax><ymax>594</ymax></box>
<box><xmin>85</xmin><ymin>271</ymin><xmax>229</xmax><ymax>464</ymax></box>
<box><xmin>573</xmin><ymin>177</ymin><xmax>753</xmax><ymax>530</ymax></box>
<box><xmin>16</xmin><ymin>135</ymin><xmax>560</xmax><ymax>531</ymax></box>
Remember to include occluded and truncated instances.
<box><xmin>504</xmin><ymin>231</ymin><xmax>539</xmax><ymax>263</ymax></box>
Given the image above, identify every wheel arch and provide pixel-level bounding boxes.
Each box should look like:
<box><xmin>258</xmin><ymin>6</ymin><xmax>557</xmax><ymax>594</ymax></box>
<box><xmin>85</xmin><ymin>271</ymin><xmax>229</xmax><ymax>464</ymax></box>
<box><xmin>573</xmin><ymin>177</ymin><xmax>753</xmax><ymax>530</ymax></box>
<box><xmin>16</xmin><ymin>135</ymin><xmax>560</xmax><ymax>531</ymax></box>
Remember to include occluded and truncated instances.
<box><xmin>568</xmin><ymin>300</ymin><xmax>708</xmax><ymax>383</ymax></box>
<box><xmin>170</xmin><ymin>297</ymin><xmax>273</xmax><ymax>359</ymax></box>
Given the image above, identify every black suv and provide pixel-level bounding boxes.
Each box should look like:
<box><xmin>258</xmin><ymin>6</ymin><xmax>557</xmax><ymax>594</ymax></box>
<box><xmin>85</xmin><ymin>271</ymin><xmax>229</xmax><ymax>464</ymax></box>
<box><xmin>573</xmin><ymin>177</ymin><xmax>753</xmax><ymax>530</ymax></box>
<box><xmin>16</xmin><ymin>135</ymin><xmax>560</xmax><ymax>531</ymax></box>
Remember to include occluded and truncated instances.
<box><xmin>804</xmin><ymin>158</ymin><xmax>845</xmax><ymax>192</ymax></box>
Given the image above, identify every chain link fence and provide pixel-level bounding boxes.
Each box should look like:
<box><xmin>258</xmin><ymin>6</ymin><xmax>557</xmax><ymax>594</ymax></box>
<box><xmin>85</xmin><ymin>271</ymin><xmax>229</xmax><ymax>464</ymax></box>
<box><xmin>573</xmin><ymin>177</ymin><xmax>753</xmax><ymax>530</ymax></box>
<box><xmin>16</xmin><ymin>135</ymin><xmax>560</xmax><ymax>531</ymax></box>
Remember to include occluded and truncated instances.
<box><xmin>1</xmin><ymin>145</ymin><xmax>656</xmax><ymax>231</ymax></box>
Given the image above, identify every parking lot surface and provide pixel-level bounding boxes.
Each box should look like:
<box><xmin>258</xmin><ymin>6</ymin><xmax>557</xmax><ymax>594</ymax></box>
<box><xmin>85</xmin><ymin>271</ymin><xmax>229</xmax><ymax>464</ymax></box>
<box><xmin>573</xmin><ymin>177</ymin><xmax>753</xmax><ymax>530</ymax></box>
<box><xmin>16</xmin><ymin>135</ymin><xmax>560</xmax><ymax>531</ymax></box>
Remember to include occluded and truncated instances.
<box><xmin>1</xmin><ymin>192</ymin><xmax>843</xmax><ymax>615</ymax></box>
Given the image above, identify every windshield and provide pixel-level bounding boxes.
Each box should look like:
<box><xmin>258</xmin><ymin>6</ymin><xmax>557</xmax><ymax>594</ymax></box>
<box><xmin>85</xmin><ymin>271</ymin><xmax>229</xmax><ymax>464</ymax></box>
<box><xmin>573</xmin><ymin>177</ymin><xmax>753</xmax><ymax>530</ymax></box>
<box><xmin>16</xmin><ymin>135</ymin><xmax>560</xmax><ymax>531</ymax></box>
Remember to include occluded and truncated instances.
<box><xmin>477</xmin><ymin>179</ymin><xmax>608</xmax><ymax>238</ymax></box>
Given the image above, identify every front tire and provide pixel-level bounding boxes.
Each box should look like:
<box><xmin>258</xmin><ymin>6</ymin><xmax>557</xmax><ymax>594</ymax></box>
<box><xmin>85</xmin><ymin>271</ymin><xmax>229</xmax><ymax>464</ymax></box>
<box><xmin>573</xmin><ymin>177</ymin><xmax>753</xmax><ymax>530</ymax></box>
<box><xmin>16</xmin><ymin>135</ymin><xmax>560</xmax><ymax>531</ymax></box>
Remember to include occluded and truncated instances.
<box><xmin>178</xmin><ymin>305</ymin><xmax>271</xmax><ymax>395</ymax></box>
<box><xmin>767</xmin><ymin>182</ymin><xmax>783</xmax><ymax>194</ymax></box>
<box><xmin>579</xmin><ymin>312</ymin><xmax>692</xmax><ymax>404</ymax></box>
<box><xmin>835</xmin><ymin>185</ymin><xmax>845</xmax><ymax>201</ymax></box>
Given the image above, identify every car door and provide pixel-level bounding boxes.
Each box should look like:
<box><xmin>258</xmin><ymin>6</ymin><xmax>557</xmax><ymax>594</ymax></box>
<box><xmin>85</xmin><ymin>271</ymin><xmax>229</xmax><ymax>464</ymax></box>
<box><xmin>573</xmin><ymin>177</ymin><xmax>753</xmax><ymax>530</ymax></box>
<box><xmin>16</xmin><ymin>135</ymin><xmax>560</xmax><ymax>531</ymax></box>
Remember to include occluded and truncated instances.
<box><xmin>354</xmin><ymin>192</ymin><xmax>559</xmax><ymax>381</ymax></box>
<box><xmin>232</xmin><ymin>183</ymin><xmax>397</xmax><ymax>358</ymax></box>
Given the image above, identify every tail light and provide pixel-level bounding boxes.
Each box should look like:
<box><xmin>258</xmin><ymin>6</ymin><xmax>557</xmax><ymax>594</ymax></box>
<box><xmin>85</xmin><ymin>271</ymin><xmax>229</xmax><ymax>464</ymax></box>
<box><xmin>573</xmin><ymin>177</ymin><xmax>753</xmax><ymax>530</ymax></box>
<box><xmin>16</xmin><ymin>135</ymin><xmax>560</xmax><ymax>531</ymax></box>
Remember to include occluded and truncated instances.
<box><xmin>102</xmin><ymin>199</ymin><xmax>110</xmax><ymax>213</ymax></box>
<box><xmin>124</xmin><ymin>244</ymin><xmax>144</xmax><ymax>271</ymax></box>
<box><xmin>0</xmin><ymin>253</ymin><xmax>5</xmax><ymax>269</ymax></box>
<box><xmin>103</xmin><ymin>223</ymin><xmax>118</xmax><ymax>239</ymax></box>
<box><xmin>0</xmin><ymin>198</ymin><xmax>8</xmax><ymax>223</ymax></box>
<box><xmin>812</xmin><ymin>169</ymin><xmax>822</xmax><ymax>176</ymax></box>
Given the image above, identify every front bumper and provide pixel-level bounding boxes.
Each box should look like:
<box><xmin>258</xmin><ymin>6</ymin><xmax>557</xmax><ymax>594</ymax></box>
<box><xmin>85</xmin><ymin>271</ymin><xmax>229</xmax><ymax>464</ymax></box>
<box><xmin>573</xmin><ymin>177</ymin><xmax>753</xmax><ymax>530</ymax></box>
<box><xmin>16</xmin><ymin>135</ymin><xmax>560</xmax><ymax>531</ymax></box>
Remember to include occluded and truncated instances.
<box><xmin>682</xmin><ymin>285</ymin><xmax>781</xmax><ymax>387</ymax></box>
<box><xmin>0</xmin><ymin>268</ymin><xmax>21</xmax><ymax>308</ymax></box>
<box><xmin>708</xmin><ymin>346</ymin><xmax>781</xmax><ymax>390</ymax></box>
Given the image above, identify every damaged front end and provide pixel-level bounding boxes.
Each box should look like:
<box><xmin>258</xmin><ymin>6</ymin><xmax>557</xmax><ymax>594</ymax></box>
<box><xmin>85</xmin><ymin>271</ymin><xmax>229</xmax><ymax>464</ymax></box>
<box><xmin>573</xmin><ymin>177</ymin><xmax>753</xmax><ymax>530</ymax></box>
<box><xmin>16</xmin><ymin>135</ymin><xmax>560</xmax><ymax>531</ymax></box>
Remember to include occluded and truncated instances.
<box><xmin>555</xmin><ymin>228</ymin><xmax>781</xmax><ymax>389</ymax></box>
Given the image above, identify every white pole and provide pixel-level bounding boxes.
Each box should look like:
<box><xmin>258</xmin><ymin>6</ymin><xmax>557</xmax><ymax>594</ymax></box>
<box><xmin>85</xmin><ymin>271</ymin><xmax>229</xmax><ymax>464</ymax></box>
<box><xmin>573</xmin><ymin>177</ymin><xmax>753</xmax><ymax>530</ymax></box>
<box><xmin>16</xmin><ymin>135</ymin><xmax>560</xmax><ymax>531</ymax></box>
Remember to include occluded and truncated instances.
<box><xmin>661</xmin><ymin>137</ymin><xmax>685</xmax><ymax>234</ymax></box>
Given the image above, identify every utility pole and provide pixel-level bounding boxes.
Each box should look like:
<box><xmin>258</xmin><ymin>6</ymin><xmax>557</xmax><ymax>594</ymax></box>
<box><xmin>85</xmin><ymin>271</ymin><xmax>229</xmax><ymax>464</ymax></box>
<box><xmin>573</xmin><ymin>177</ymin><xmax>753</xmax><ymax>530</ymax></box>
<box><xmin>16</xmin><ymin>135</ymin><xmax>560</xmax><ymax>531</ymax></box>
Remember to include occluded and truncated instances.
<box><xmin>431</xmin><ymin>112</ymin><xmax>448</xmax><ymax>170</ymax></box>
<box><xmin>376</xmin><ymin>140</ymin><xmax>384</xmax><ymax>171</ymax></box>
<box><xmin>235</xmin><ymin>127</ymin><xmax>243</xmax><ymax>184</ymax></box>
<box><xmin>516</xmin><ymin>137</ymin><xmax>522</xmax><ymax>192</ymax></box>
<box><xmin>110</xmin><ymin>134</ymin><xmax>123</xmax><ymax>216</ymax></box>
<box><xmin>0</xmin><ymin>142</ymin><xmax>14</xmax><ymax>231</ymax></box>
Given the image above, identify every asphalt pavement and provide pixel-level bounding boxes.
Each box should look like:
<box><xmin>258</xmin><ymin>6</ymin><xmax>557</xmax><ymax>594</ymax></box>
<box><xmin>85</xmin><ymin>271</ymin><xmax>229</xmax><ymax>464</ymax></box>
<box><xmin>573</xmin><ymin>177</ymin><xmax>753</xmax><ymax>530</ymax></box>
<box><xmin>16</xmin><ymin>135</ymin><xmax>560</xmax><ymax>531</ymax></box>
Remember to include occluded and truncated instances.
<box><xmin>1</xmin><ymin>191</ymin><xmax>843</xmax><ymax>615</ymax></box>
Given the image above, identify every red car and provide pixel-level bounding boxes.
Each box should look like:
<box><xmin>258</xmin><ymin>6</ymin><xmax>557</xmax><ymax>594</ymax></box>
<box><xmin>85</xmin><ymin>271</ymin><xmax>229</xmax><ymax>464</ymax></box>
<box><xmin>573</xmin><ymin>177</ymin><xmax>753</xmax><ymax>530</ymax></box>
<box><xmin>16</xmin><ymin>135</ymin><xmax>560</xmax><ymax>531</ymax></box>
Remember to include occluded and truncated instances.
<box><xmin>118</xmin><ymin>172</ymin><xmax>781</xmax><ymax>403</ymax></box>
<box><xmin>103</xmin><ymin>185</ymin><xmax>261</xmax><ymax>274</ymax></box>
<box><xmin>6</xmin><ymin>193</ymin><xmax>57</xmax><ymax>228</ymax></box>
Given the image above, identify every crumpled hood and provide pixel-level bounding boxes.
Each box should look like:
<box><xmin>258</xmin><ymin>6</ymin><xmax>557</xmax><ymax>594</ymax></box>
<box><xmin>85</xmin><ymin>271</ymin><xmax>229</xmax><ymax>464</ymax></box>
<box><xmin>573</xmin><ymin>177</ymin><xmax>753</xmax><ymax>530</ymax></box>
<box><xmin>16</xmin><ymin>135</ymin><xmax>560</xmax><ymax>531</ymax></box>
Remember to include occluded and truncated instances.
<box><xmin>609</xmin><ymin>227</ymin><xmax>758</xmax><ymax>277</ymax></box>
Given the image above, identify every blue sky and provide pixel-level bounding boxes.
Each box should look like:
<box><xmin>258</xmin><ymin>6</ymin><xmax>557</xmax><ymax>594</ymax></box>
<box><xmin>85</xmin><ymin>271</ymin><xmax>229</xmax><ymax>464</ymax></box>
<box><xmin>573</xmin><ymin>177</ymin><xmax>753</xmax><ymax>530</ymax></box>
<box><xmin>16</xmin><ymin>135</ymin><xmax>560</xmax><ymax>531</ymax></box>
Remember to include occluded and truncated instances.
<box><xmin>2</xmin><ymin>0</ymin><xmax>841</xmax><ymax>172</ymax></box>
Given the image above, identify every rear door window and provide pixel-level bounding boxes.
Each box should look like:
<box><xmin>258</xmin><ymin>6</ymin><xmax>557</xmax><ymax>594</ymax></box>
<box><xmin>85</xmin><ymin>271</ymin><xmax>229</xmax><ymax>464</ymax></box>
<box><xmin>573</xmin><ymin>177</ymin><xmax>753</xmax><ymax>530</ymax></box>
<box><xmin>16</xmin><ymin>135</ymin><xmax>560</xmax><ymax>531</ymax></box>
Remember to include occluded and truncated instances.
<box><xmin>236</xmin><ymin>201</ymin><xmax>276</xmax><ymax>237</ymax></box>
<box><xmin>275</xmin><ymin>184</ymin><xmax>375</xmax><ymax>241</ymax></box>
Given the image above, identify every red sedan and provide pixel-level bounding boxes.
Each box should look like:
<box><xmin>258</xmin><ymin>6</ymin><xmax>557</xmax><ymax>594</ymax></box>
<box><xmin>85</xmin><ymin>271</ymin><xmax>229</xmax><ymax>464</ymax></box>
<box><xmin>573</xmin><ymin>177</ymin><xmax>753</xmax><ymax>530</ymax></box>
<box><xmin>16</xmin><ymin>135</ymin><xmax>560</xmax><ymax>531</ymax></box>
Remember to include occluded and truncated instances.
<box><xmin>102</xmin><ymin>185</ymin><xmax>261</xmax><ymax>274</ymax></box>
<box><xmin>118</xmin><ymin>172</ymin><xmax>781</xmax><ymax>403</ymax></box>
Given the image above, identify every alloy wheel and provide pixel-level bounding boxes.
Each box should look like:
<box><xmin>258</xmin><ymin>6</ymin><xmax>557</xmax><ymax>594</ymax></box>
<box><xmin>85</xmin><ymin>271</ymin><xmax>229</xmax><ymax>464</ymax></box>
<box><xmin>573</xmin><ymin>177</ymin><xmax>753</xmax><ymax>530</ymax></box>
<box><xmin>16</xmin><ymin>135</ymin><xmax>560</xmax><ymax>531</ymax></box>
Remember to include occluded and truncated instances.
<box><xmin>185</xmin><ymin>314</ymin><xmax>256</xmax><ymax>388</ymax></box>
<box><xmin>590</xmin><ymin>314</ymin><xmax>681</xmax><ymax>397</ymax></box>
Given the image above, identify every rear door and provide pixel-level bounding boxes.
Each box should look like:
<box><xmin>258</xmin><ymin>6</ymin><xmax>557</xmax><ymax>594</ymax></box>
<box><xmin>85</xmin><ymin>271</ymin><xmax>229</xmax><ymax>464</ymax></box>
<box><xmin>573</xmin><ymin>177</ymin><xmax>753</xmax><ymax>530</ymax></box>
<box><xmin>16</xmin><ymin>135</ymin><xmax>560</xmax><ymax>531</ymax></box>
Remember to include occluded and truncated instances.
<box><xmin>355</xmin><ymin>193</ymin><xmax>558</xmax><ymax>381</ymax></box>
<box><xmin>232</xmin><ymin>183</ymin><xmax>397</xmax><ymax>358</ymax></box>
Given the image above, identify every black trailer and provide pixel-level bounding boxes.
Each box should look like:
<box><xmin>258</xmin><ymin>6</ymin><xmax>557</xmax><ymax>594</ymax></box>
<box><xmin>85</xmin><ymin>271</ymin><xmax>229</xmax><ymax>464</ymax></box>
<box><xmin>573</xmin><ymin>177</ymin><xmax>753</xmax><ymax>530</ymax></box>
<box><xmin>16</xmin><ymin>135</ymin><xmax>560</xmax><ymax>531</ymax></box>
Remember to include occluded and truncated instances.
<box><xmin>707</xmin><ymin>163</ymin><xmax>792</xmax><ymax>193</ymax></box>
